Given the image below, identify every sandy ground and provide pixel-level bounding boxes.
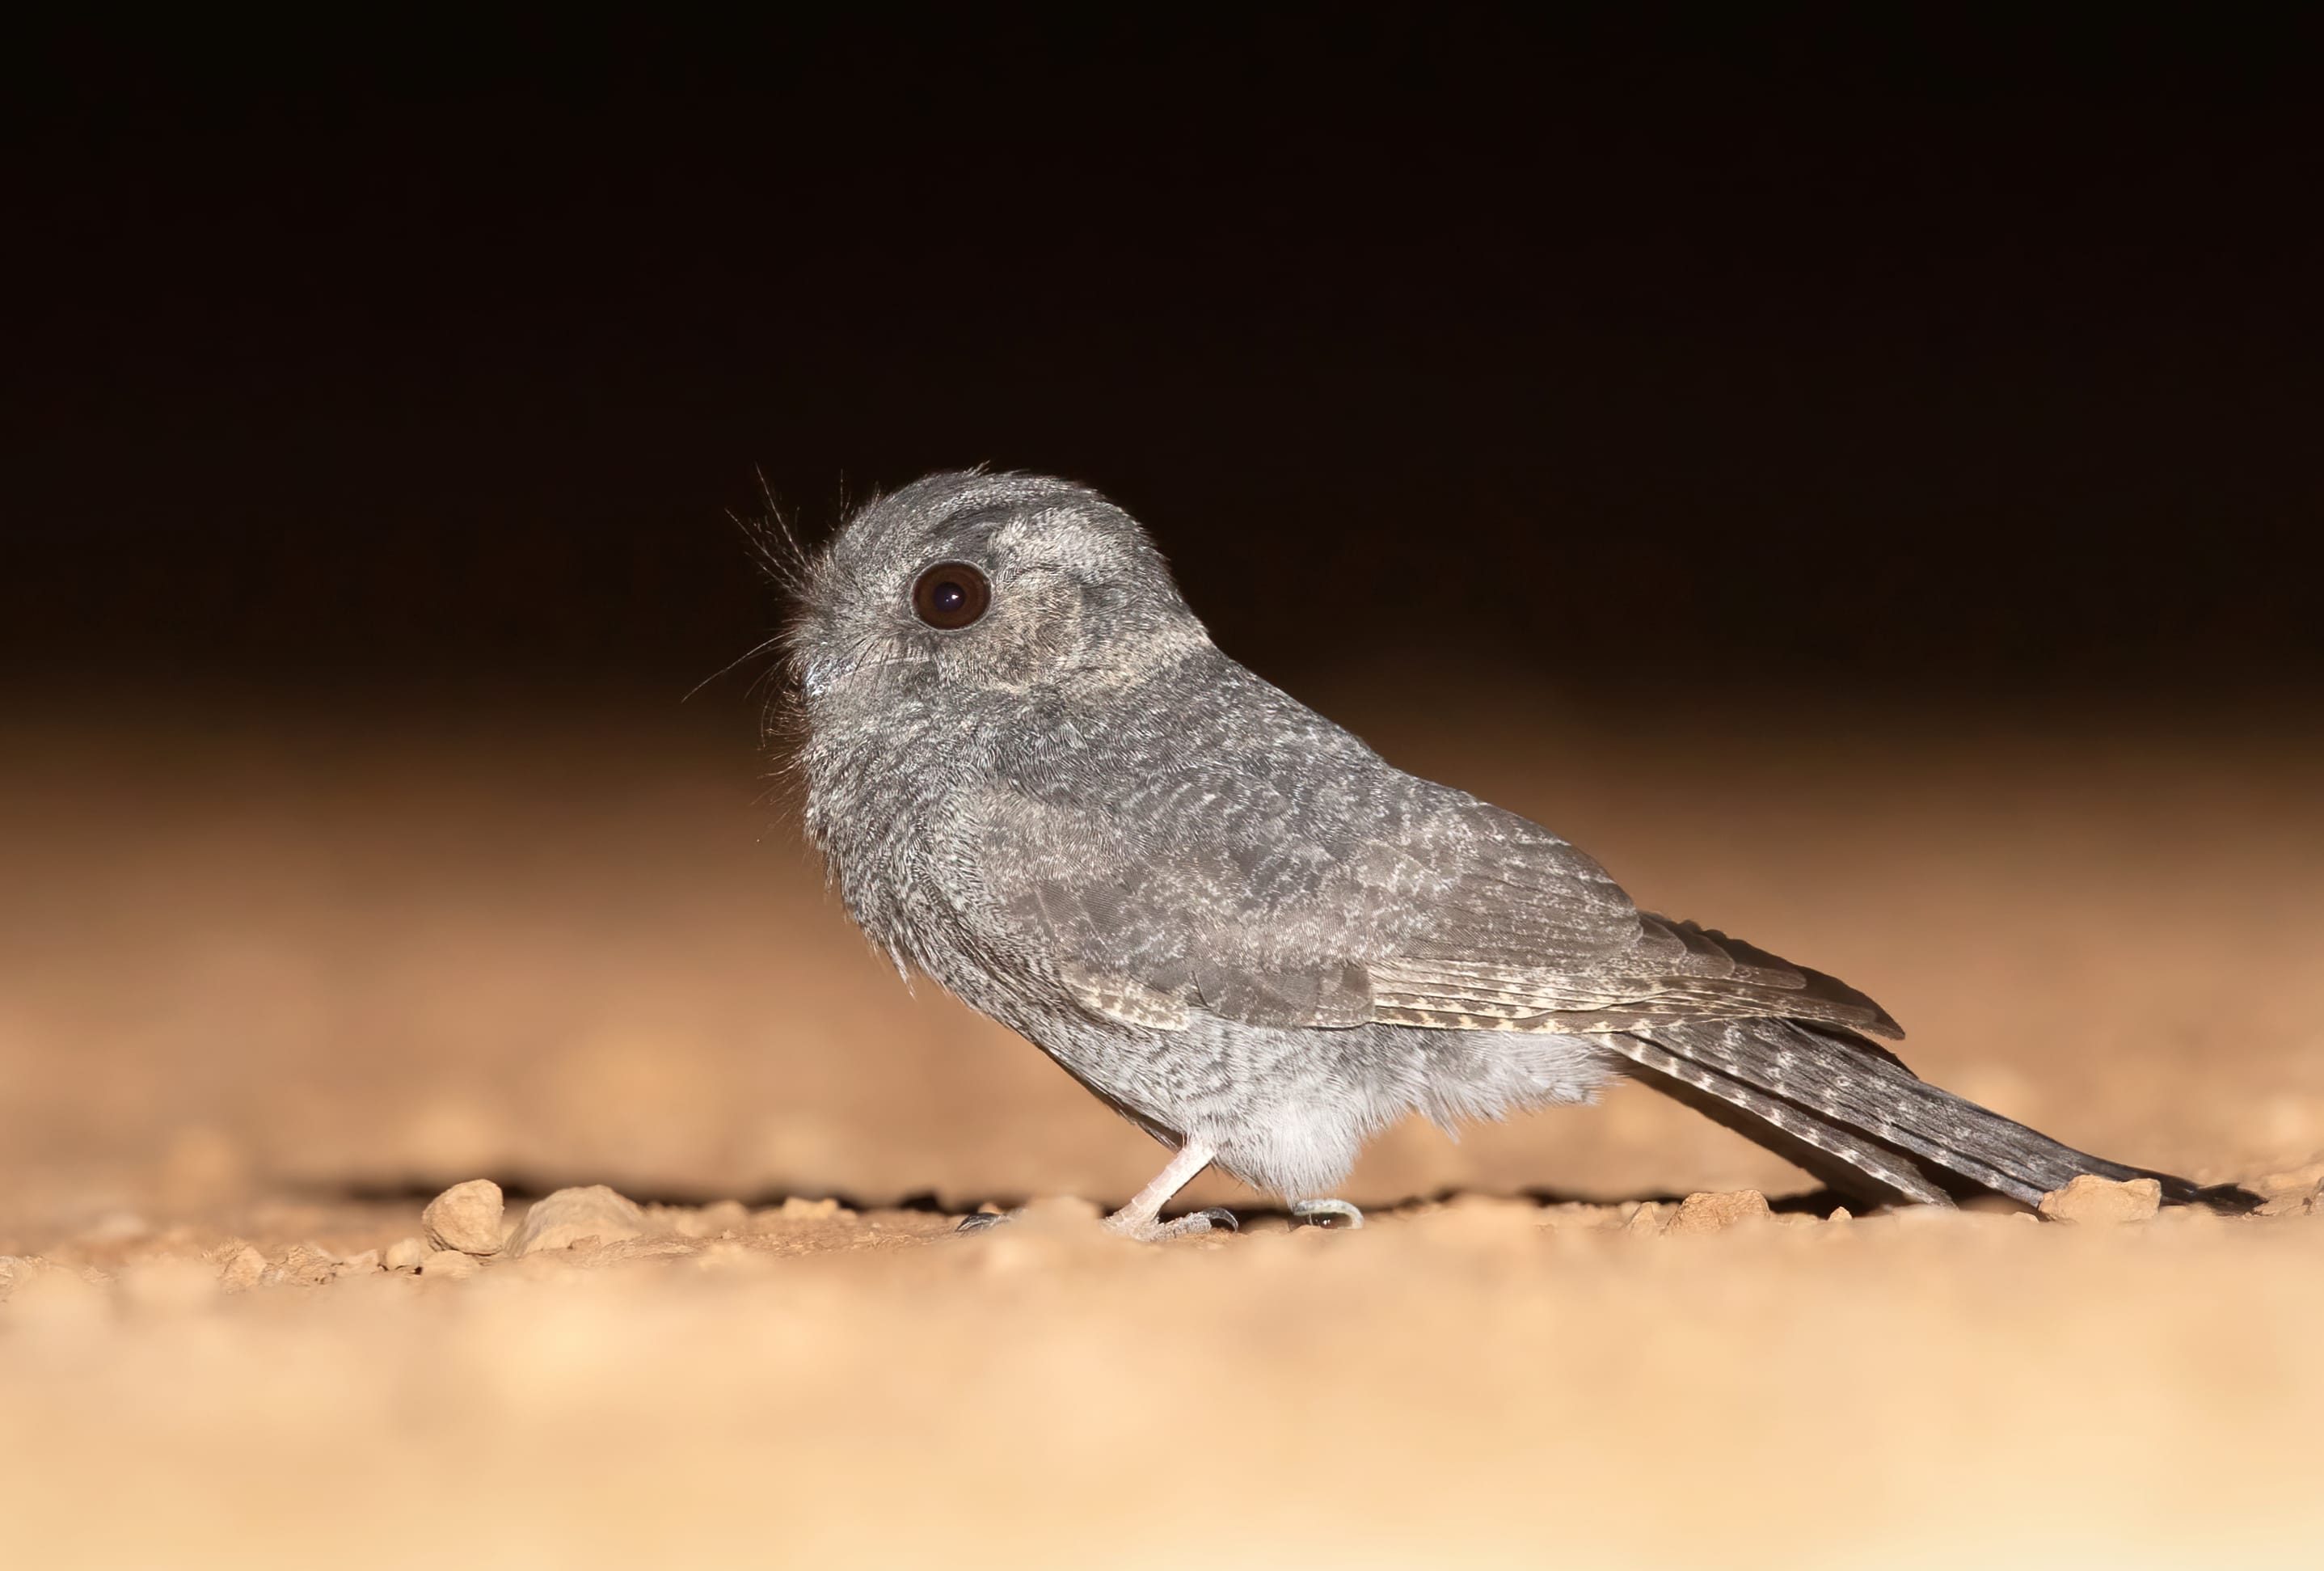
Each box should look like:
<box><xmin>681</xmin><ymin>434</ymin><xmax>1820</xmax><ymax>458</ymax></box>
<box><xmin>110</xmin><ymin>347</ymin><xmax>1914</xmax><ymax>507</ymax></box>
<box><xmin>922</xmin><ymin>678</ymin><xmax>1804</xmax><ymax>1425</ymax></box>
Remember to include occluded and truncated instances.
<box><xmin>4</xmin><ymin>693</ymin><xmax>2322</xmax><ymax>1567</ymax></box>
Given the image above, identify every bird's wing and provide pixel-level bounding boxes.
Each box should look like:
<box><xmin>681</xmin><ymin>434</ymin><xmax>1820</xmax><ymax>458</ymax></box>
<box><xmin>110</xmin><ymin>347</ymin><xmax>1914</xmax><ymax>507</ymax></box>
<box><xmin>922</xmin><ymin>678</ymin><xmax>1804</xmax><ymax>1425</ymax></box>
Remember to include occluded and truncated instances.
<box><xmin>976</xmin><ymin>753</ymin><xmax>1900</xmax><ymax>1040</ymax></box>
<box><xmin>974</xmin><ymin>762</ymin><xmax>1422</xmax><ymax>1029</ymax></box>
<box><xmin>1365</xmin><ymin>915</ymin><xmax>1904</xmax><ymax>1041</ymax></box>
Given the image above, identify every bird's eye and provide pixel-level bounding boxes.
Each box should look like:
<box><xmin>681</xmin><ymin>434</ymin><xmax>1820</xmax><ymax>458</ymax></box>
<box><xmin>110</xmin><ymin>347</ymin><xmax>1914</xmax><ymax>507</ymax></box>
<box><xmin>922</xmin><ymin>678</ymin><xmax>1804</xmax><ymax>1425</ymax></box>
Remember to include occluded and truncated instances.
<box><xmin>910</xmin><ymin>561</ymin><xmax>991</xmax><ymax>629</ymax></box>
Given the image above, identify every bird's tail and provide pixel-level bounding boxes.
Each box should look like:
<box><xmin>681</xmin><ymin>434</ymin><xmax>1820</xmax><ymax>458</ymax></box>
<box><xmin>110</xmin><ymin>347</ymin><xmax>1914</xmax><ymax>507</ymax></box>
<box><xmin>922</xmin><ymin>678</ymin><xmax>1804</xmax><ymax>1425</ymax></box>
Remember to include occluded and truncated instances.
<box><xmin>1611</xmin><ymin>1017</ymin><xmax>2258</xmax><ymax>1212</ymax></box>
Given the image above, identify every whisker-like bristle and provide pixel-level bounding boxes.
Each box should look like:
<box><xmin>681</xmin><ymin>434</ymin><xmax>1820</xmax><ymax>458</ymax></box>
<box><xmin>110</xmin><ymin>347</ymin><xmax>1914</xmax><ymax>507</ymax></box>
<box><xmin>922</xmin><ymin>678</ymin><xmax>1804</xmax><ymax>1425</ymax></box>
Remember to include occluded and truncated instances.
<box><xmin>681</xmin><ymin>631</ymin><xmax>787</xmax><ymax>705</ymax></box>
<box><xmin>734</xmin><ymin>471</ymin><xmax>816</xmax><ymax>598</ymax></box>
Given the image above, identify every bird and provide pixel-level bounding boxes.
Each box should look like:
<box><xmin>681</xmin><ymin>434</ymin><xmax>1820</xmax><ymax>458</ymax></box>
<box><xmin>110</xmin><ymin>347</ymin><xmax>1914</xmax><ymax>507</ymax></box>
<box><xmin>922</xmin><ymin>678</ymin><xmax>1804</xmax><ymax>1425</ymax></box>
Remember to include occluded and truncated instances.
<box><xmin>774</xmin><ymin>469</ymin><xmax>2253</xmax><ymax>1238</ymax></box>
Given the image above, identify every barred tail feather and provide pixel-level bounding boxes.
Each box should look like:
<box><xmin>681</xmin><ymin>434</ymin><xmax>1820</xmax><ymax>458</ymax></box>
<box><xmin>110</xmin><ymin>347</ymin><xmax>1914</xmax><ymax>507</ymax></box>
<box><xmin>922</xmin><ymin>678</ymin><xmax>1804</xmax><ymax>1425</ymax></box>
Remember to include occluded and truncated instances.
<box><xmin>1613</xmin><ymin>1018</ymin><xmax>2259</xmax><ymax>1212</ymax></box>
<box><xmin>1616</xmin><ymin>1033</ymin><xmax>1953</xmax><ymax>1207</ymax></box>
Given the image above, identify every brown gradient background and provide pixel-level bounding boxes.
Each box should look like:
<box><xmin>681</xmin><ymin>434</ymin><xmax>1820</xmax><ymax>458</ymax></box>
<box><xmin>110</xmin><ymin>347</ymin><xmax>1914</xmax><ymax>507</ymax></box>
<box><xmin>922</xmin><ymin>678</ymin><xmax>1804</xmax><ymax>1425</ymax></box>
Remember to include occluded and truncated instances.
<box><xmin>4</xmin><ymin>15</ymin><xmax>2323</xmax><ymax>1568</ymax></box>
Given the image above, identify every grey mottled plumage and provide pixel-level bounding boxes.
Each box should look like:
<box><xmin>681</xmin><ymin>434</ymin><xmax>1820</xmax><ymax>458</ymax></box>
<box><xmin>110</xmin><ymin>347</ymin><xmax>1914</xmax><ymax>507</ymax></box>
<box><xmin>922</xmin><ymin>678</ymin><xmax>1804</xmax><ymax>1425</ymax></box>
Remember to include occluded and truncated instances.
<box><xmin>781</xmin><ymin>470</ymin><xmax>2249</xmax><ymax>1236</ymax></box>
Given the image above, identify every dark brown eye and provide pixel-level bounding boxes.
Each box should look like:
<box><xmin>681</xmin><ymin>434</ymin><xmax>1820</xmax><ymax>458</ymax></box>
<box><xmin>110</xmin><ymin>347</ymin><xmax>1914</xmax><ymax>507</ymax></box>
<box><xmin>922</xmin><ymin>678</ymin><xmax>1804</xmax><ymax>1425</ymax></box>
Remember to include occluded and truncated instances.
<box><xmin>910</xmin><ymin>561</ymin><xmax>991</xmax><ymax>629</ymax></box>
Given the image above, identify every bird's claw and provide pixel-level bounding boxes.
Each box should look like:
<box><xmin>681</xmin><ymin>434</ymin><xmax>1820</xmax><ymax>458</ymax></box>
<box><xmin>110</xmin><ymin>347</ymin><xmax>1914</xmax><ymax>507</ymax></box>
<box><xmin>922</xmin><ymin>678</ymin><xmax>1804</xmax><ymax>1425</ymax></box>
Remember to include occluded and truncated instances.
<box><xmin>1124</xmin><ymin>1206</ymin><xmax>1239</xmax><ymax>1240</ymax></box>
<box><xmin>958</xmin><ymin>1206</ymin><xmax>1238</xmax><ymax>1240</ymax></box>
<box><xmin>1290</xmin><ymin>1197</ymin><xmax>1364</xmax><ymax>1230</ymax></box>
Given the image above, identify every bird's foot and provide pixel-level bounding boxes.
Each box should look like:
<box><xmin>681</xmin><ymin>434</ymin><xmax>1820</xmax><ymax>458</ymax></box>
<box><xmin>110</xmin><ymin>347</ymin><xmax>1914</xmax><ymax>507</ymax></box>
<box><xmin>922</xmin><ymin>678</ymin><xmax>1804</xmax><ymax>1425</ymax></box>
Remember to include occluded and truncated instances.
<box><xmin>955</xmin><ymin>1206</ymin><xmax>1239</xmax><ymax>1240</ymax></box>
<box><xmin>1107</xmin><ymin>1206</ymin><xmax>1239</xmax><ymax>1242</ymax></box>
<box><xmin>1290</xmin><ymin>1197</ymin><xmax>1364</xmax><ymax>1231</ymax></box>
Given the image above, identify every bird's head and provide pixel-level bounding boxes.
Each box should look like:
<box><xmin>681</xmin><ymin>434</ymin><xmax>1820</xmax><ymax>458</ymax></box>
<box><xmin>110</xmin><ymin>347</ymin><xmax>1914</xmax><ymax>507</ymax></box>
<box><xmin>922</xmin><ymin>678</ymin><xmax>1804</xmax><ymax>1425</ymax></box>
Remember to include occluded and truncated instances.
<box><xmin>784</xmin><ymin>471</ymin><xmax>1208</xmax><ymax>724</ymax></box>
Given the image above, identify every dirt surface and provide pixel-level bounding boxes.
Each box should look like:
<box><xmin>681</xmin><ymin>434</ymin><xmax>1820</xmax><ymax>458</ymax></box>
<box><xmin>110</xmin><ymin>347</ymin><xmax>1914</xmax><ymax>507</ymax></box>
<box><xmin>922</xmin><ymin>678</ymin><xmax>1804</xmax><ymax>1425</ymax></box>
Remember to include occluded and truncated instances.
<box><xmin>4</xmin><ymin>697</ymin><xmax>2322</xmax><ymax>1566</ymax></box>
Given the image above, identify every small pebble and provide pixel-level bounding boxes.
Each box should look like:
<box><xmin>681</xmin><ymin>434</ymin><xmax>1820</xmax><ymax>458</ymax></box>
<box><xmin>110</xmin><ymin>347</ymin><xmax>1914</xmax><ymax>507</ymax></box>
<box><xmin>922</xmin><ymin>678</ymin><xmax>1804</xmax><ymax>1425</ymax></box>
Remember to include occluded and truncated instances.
<box><xmin>507</xmin><ymin>1185</ymin><xmax>650</xmax><ymax>1257</ymax></box>
<box><xmin>420</xmin><ymin>1248</ymin><xmax>481</xmax><ymax>1280</ymax></box>
<box><xmin>216</xmin><ymin>1244</ymin><xmax>267</xmax><ymax>1291</ymax></box>
<box><xmin>2038</xmin><ymin>1176</ymin><xmax>2162</xmax><ymax>1225</ymax></box>
<box><xmin>698</xmin><ymin>1198</ymin><xmax>751</xmax><ymax>1235</ymax></box>
<box><xmin>1668</xmin><ymin>1190</ymin><xmax>1772</xmax><ymax>1235</ymax></box>
<box><xmin>423</xmin><ymin>1178</ymin><xmax>507</xmax><ymax>1256</ymax></box>
<box><xmin>664</xmin><ymin>1199</ymin><xmax>751</xmax><ymax>1239</ymax></box>
<box><xmin>382</xmin><ymin>1236</ymin><xmax>432</xmax><ymax>1272</ymax></box>
<box><xmin>2254</xmin><ymin>1158</ymin><xmax>2324</xmax><ymax>1201</ymax></box>
<box><xmin>269</xmin><ymin>1244</ymin><xmax>338</xmax><ymax>1286</ymax></box>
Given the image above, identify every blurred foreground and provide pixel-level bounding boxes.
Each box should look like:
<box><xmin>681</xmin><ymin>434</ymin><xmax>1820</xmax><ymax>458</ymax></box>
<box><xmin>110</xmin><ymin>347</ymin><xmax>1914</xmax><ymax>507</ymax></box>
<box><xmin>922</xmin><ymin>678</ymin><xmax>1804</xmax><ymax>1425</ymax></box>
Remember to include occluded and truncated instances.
<box><xmin>3</xmin><ymin>695</ymin><xmax>2322</xmax><ymax>1565</ymax></box>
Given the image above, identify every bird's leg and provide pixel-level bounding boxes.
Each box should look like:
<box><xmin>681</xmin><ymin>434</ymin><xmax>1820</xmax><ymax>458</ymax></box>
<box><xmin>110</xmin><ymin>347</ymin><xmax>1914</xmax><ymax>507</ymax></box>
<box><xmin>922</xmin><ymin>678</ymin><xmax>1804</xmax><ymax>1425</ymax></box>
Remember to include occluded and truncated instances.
<box><xmin>1103</xmin><ymin>1139</ymin><xmax>1237</xmax><ymax>1241</ymax></box>
<box><xmin>955</xmin><ymin>1140</ymin><xmax>1235</xmax><ymax>1239</ymax></box>
<box><xmin>1289</xmin><ymin>1198</ymin><xmax>1364</xmax><ymax>1230</ymax></box>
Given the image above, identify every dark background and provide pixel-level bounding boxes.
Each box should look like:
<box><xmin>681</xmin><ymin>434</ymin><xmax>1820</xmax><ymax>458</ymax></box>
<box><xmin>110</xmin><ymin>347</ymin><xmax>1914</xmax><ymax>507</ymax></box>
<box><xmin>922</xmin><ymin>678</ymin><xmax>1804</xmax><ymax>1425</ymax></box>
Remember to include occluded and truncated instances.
<box><xmin>6</xmin><ymin>14</ymin><xmax>2319</xmax><ymax>718</ymax></box>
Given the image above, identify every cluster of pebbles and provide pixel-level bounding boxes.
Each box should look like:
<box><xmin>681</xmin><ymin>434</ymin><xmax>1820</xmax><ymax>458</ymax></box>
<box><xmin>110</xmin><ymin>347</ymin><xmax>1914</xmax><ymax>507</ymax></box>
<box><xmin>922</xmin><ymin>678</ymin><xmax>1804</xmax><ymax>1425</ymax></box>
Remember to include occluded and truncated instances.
<box><xmin>390</xmin><ymin>1178</ymin><xmax>653</xmax><ymax>1279</ymax></box>
<box><xmin>0</xmin><ymin>1180</ymin><xmax>867</xmax><ymax>1306</ymax></box>
<box><xmin>3</xmin><ymin>1168</ymin><xmax>2309</xmax><ymax>1311</ymax></box>
<box><xmin>359</xmin><ymin>1180</ymin><xmax>864</xmax><ymax>1284</ymax></box>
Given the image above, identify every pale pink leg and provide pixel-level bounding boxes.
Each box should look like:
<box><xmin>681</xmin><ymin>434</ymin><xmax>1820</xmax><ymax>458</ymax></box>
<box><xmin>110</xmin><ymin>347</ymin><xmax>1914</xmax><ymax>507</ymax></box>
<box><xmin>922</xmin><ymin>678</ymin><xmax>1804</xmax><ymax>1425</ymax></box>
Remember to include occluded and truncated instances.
<box><xmin>1102</xmin><ymin>1138</ymin><xmax>1234</xmax><ymax>1240</ymax></box>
